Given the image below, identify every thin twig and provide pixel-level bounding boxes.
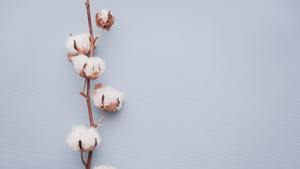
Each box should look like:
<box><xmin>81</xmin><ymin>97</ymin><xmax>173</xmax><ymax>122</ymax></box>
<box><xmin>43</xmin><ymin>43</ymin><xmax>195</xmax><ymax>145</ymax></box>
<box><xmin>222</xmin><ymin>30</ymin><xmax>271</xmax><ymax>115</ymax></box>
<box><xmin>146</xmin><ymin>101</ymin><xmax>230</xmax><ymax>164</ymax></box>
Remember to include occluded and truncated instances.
<box><xmin>81</xmin><ymin>151</ymin><xmax>87</xmax><ymax>168</ymax></box>
<box><xmin>94</xmin><ymin>28</ymin><xmax>104</xmax><ymax>43</ymax></box>
<box><xmin>80</xmin><ymin>78</ymin><xmax>89</xmax><ymax>99</ymax></box>
<box><xmin>95</xmin><ymin>111</ymin><xmax>107</xmax><ymax>127</ymax></box>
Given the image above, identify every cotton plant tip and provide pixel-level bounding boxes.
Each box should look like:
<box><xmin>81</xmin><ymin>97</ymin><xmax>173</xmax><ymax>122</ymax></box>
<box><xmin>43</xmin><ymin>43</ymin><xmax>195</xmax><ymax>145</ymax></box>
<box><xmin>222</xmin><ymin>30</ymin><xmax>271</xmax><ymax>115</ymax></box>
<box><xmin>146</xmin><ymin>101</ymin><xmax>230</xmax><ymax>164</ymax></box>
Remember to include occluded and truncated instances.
<box><xmin>65</xmin><ymin>33</ymin><xmax>91</xmax><ymax>55</ymax></box>
<box><xmin>81</xmin><ymin>57</ymin><xmax>106</xmax><ymax>80</ymax></box>
<box><xmin>65</xmin><ymin>125</ymin><xmax>102</xmax><ymax>151</ymax></box>
<box><xmin>93</xmin><ymin>164</ymin><xmax>117</xmax><ymax>169</ymax></box>
<box><xmin>92</xmin><ymin>84</ymin><xmax>125</xmax><ymax>112</ymax></box>
<box><xmin>71</xmin><ymin>54</ymin><xmax>89</xmax><ymax>74</ymax></box>
<box><xmin>95</xmin><ymin>9</ymin><xmax>115</xmax><ymax>31</ymax></box>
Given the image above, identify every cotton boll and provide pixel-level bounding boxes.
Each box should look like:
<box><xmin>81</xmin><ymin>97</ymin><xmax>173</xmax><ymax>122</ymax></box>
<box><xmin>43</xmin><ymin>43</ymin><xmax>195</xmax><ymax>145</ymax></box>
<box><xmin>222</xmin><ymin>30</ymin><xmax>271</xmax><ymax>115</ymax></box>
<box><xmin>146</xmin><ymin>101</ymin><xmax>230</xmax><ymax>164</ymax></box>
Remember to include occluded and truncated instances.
<box><xmin>92</xmin><ymin>85</ymin><xmax>125</xmax><ymax>112</ymax></box>
<box><xmin>81</xmin><ymin>132</ymin><xmax>96</xmax><ymax>149</ymax></box>
<box><xmin>95</xmin><ymin>9</ymin><xmax>115</xmax><ymax>31</ymax></box>
<box><xmin>71</xmin><ymin>54</ymin><xmax>89</xmax><ymax>74</ymax></box>
<box><xmin>66</xmin><ymin>125</ymin><xmax>100</xmax><ymax>151</ymax></box>
<box><xmin>84</xmin><ymin>57</ymin><xmax>106</xmax><ymax>80</ymax></box>
<box><xmin>93</xmin><ymin>164</ymin><xmax>117</xmax><ymax>169</ymax></box>
<box><xmin>65</xmin><ymin>33</ymin><xmax>91</xmax><ymax>55</ymax></box>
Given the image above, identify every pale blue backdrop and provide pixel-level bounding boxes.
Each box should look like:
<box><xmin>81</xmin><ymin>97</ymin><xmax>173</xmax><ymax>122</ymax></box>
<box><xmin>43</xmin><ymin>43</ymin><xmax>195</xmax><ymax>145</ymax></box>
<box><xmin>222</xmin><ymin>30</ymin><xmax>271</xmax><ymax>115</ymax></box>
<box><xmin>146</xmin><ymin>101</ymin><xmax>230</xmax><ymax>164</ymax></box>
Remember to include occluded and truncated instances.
<box><xmin>0</xmin><ymin>0</ymin><xmax>300</xmax><ymax>169</ymax></box>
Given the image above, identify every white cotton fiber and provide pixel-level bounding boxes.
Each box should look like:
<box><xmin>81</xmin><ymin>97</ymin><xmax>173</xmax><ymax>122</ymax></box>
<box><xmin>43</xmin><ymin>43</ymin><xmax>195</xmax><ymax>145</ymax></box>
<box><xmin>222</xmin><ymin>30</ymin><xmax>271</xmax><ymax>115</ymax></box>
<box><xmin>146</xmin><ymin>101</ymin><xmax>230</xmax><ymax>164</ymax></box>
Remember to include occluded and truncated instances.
<box><xmin>66</xmin><ymin>125</ymin><xmax>102</xmax><ymax>151</ymax></box>
<box><xmin>65</xmin><ymin>132</ymin><xmax>81</xmax><ymax>151</ymax></box>
<box><xmin>88</xmin><ymin>127</ymin><xmax>102</xmax><ymax>144</ymax></box>
<box><xmin>99</xmin><ymin>10</ymin><xmax>109</xmax><ymax>23</ymax></box>
<box><xmin>92</xmin><ymin>85</ymin><xmax>125</xmax><ymax>111</ymax></box>
<box><xmin>84</xmin><ymin>57</ymin><xmax>106</xmax><ymax>79</ymax></box>
<box><xmin>71</xmin><ymin>54</ymin><xmax>89</xmax><ymax>74</ymax></box>
<box><xmin>65</xmin><ymin>33</ymin><xmax>91</xmax><ymax>55</ymax></box>
<box><xmin>116</xmin><ymin>91</ymin><xmax>125</xmax><ymax>110</ymax></box>
<box><xmin>81</xmin><ymin>132</ymin><xmax>96</xmax><ymax>149</ymax></box>
<box><xmin>93</xmin><ymin>164</ymin><xmax>117</xmax><ymax>169</ymax></box>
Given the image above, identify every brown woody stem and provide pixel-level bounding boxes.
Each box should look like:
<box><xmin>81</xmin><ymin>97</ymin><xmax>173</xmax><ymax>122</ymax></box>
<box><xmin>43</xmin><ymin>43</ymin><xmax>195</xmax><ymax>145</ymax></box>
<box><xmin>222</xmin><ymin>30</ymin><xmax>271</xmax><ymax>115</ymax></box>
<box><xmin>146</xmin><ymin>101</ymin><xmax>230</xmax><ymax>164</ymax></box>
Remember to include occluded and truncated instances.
<box><xmin>85</xmin><ymin>0</ymin><xmax>95</xmax><ymax>168</ymax></box>
<box><xmin>85</xmin><ymin>79</ymin><xmax>94</xmax><ymax>169</ymax></box>
<box><xmin>83</xmin><ymin>0</ymin><xmax>107</xmax><ymax>168</ymax></box>
<box><xmin>86</xmin><ymin>79</ymin><xmax>94</xmax><ymax>126</ymax></box>
<box><xmin>86</xmin><ymin>0</ymin><xmax>95</xmax><ymax>57</ymax></box>
<box><xmin>81</xmin><ymin>151</ymin><xmax>87</xmax><ymax>168</ymax></box>
<box><xmin>86</xmin><ymin>151</ymin><xmax>93</xmax><ymax>169</ymax></box>
<box><xmin>80</xmin><ymin>78</ymin><xmax>89</xmax><ymax>99</ymax></box>
<box><xmin>95</xmin><ymin>110</ymin><xmax>107</xmax><ymax>127</ymax></box>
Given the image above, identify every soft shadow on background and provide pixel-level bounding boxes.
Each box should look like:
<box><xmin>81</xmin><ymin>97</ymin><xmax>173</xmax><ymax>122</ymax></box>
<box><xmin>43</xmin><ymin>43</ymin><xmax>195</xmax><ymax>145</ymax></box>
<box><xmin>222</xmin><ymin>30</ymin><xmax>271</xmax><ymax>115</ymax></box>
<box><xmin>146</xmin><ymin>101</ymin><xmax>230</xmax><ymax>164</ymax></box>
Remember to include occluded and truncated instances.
<box><xmin>0</xmin><ymin>0</ymin><xmax>300</xmax><ymax>168</ymax></box>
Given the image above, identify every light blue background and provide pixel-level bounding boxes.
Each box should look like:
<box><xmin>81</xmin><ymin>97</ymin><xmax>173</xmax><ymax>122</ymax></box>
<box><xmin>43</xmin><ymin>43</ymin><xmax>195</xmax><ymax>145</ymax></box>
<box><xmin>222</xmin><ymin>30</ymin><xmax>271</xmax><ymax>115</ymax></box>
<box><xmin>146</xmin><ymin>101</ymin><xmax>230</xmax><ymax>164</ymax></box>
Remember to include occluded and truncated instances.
<box><xmin>0</xmin><ymin>0</ymin><xmax>300</xmax><ymax>168</ymax></box>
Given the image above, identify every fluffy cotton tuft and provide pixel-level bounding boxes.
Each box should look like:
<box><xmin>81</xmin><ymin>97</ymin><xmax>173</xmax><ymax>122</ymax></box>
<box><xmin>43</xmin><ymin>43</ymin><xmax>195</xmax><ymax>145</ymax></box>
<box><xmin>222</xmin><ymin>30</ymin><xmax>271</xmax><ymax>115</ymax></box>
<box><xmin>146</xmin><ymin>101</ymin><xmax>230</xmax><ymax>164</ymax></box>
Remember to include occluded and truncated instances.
<box><xmin>93</xmin><ymin>164</ymin><xmax>117</xmax><ymax>169</ymax></box>
<box><xmin>92</xmin><ymin>85</ymin><xmax>125</xmax><ymax>112</ymax></box>
<box><xmin>71</xmin><ymin>54</ymin><xmax>89</xmax><ymax>74</ymax></box>
<box><xmin>83</xmin><ymin>57</ymin><xmax>106</xmax><ymax>80</ymax></box>
<box><xmin>100</xmin><ymin>10</ymin><xmax>109</xmax><ymax>23</ymax></box>
<box><xmin>66</xmin><ymin>33</ymin><xmax>91</xmax><ymax>55</ymax></box>
<box><xmin>66</xmin><ymin>124</ymin><xmax>102</xmax><ymax>151</ymax></box>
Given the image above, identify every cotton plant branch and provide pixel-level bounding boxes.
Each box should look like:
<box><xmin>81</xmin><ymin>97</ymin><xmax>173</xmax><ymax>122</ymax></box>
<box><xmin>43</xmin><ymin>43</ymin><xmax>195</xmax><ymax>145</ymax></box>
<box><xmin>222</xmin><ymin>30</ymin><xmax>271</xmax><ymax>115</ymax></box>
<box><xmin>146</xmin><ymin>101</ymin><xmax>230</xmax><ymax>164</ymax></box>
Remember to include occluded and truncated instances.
<box><xmin>84</xmin><ymin>1</ymin><xmax>95</xmax><ymax>168</ymax></box>
<box><xmin>64</xmin><ymin>1</ymin><xmax>123</xmax><ymax>169</ymax></box>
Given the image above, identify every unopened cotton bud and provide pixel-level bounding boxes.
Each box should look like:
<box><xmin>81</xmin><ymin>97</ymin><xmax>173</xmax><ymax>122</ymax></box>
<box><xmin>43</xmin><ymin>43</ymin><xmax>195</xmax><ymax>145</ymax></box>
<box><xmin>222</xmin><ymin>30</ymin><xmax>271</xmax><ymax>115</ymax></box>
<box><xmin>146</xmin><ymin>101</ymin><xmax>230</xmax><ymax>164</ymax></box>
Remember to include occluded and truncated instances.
<box><xmin>95</xmin><ymin>9</ymin><xmax>115</xmax><ymax>31</ymax></box>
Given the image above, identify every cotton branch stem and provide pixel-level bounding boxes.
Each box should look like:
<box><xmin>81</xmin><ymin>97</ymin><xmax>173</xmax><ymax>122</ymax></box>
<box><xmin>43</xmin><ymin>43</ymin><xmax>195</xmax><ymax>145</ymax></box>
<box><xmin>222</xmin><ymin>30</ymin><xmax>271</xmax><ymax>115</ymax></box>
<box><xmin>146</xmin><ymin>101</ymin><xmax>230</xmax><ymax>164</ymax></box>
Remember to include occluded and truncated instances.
<box><xmin>95</xmin><ymin>111</ymin><xmax>107</xmax><ymax>127</ymax></box>
<box><xmin>85</xmin><ymin>0</ymin><xmax>95</xmax><ymax>57</ymax></box>
<box><xmin>81</xmin><ymin>151</ymin><xmax>87</xmax><ymax>168</ymax></box>
<box><xmin>85</xmin><ymin>1</ymin><xmax>95</xmax><ymax>168</ymax></box>
<box><xmin>85</xmin><ymin>80</ymin><xmax>94</xmax><ymax>169</ymax></box>
<box><xmin>86</xmin><ymin>151</ymin><xmax>93</xmax><ymax>169</ymax></box>
<box><xmin>86</xmin><ymin>79</ymin><xmax>94</xmax><ymax>127</ymax></box>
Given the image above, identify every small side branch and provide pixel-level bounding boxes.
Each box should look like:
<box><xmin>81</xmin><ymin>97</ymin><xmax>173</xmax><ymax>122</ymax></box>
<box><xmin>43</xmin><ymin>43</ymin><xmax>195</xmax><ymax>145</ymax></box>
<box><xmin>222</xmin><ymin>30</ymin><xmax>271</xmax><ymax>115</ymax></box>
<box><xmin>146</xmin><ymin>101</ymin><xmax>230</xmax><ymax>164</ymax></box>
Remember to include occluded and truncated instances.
<box><xmin>94</xmin><ymin>28</ymin><xmax>104</xmax><ymax>43</ymax></box>
<box><xmin>81</xmin><ymin>151</ymin><xmax>87</xmax><ymax>168</ymax></box>
<box><xmin>80</xmin><ymin>78</ymin><xmax>89</xmax><ymax>99</ymax></box>
<box><xmin>95</xmin><ymin>111</ymin><xmax>107</xmax><ymax>127</ymax></box>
